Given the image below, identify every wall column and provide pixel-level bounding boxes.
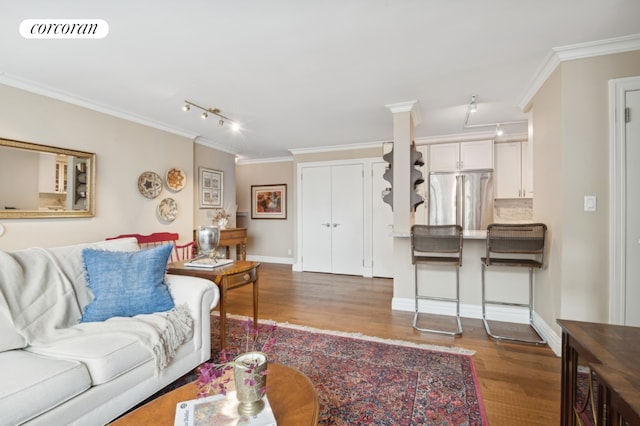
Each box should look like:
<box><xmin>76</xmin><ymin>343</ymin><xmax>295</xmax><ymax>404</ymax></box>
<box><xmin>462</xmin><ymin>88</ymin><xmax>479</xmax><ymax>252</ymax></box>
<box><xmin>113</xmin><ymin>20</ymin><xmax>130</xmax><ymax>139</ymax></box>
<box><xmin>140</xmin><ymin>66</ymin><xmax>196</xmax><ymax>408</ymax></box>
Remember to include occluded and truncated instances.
<box><xmin>385</xmin><ymin>101</ymin><xmax>420</xmax><ymax>302</ymax></box>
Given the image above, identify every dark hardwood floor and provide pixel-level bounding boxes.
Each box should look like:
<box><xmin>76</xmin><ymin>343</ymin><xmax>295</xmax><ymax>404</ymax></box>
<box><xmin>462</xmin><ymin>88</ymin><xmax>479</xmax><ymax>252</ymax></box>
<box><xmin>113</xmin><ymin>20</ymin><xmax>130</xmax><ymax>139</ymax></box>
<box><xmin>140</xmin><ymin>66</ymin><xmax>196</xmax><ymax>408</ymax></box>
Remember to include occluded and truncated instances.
<box><xmin>218</xmin><ymin>262</ymin><xmax>561</xmax><ymax>425</ymax></box>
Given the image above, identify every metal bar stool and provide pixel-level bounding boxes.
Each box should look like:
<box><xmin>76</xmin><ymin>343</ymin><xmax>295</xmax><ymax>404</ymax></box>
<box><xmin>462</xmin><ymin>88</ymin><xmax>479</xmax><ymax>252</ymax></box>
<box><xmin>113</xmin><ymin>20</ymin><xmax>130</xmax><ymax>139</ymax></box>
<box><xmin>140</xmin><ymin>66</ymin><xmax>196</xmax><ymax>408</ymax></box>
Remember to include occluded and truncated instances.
<box><xmin>411</xmin><ymin>224</ymin><xmax>463</xmax><ymax>336</ymax></box>
<box><xmin>481</xmin><ymin>223</ymin><xmax>547</xmax><ymax>344</ymax></box>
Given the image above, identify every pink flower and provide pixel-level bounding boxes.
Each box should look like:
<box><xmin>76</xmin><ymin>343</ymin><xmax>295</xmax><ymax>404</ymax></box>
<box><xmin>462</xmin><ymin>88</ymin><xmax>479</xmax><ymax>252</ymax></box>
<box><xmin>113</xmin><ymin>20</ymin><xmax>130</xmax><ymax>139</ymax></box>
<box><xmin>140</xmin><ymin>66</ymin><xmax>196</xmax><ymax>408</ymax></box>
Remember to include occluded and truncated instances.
<box><xmin>195</xmin><ymin>319</ymin><xmax>277</xmax><ymax>398</ymax></box>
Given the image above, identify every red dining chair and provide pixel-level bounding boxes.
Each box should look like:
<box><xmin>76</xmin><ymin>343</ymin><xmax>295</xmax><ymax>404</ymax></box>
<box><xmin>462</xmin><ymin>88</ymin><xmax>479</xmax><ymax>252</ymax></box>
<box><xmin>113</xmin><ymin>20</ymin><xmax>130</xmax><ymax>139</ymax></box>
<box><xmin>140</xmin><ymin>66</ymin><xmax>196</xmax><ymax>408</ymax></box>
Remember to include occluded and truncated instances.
<box><xmin>106</xmin><ymin>232</ymin><xmax>195</xmax><ymax>262</ymax></box>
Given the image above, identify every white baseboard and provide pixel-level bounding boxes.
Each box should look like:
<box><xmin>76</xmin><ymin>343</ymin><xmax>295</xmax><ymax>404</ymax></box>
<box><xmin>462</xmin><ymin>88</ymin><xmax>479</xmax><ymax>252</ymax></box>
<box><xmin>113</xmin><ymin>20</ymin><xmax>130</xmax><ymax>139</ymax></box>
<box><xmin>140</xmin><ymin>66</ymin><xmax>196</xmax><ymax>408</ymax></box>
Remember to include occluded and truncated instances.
<box><xmin>246</xmin><ymin>255</ymin><xmax>293</xmax><ymax>265</ymax></box>
<box><xmin>392</xmin><ymin>297</ymin><xmax>531</xmax><ymax>322</ymax></box>
<box><xmin>289</xmin><ymin>263</ymin><xmax>372</xmax><ymax>276</ymax></box>
<box><xmin>392</xmin><ymin>297</ymin><xmax>561</xmax><ymax>356</ymax></box>
<box><xmin>532</xmin><ymin>311</ymin><xmax>561</xmax><ymax>356</ymax></box>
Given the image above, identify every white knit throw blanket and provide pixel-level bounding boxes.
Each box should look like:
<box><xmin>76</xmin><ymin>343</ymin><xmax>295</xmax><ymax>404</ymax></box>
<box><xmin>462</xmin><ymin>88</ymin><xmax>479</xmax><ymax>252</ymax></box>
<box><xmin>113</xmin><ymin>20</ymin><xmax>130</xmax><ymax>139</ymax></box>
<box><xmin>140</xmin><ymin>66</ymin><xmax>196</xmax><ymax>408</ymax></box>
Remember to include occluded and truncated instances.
<box><xmin>0</xmin><ymin>247</ymin><xmax>193</xmax><ymax>374</ymax></box>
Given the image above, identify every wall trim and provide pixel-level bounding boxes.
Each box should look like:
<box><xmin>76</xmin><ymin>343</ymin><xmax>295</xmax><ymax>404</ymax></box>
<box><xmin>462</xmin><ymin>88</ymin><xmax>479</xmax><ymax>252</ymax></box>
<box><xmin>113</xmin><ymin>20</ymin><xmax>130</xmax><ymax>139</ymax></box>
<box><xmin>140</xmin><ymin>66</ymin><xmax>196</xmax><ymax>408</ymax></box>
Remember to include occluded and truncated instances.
<box><xmin>246</xmin><ymin>254</ymin><xmax>293</xmax><ymax>265</ymax></box>
<box><xmin>415</xmin><ymin>131</ymin><xmax>528</xmax><ymax>146</ymax></box>
<box><xmin>0</xmin><ymin>73</ymin><xmax>197</xmax><ymax>140</ymax></box>
<box><xmin>194</xmin><ymin>136</ymin><xmax>239</xmax><ymax>156</ymax></box>
<box><xmin>518</xmin><ymin>34</ymin><xmax>640</xmax><ymax>110</ymax></box>
<box><xmin>609</xmin><ymin>76</ymin><xmax>640</xmax><ymax>325</ymax></box>
<box><xmin>236</xmin><ymin>156</ymin><xmax>293</xmax><ymax>165</ymax></box>
<box><xmin>289</xmin><ymin>140</ymin><xmax>385</xmax><ymax>156</ymax></box>
<box><xmin>385</xmin><ymin>100</ymin><xmax>422</xmax><ymax>127</ymax></box>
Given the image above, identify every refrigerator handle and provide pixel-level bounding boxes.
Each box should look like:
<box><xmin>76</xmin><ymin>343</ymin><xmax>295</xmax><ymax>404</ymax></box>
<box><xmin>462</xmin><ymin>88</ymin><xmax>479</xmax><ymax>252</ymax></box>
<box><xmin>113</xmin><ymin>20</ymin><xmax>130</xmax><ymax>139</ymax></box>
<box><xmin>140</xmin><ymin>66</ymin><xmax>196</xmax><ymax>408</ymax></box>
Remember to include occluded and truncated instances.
<box><xmin>457</xmin><ymin>174</ymin><xmax>464</xmax><ymax>228</ymax></box>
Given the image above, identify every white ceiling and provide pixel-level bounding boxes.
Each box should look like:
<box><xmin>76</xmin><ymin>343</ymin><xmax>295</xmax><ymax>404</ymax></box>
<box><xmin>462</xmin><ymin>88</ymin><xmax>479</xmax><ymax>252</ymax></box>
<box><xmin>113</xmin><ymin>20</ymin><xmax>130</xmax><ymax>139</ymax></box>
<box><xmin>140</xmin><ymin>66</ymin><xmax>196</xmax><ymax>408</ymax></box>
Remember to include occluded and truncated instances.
<box><xmin>1</xmin><ymin>1</ymin><xmax>639</xmax><ymax>160</ymax></box>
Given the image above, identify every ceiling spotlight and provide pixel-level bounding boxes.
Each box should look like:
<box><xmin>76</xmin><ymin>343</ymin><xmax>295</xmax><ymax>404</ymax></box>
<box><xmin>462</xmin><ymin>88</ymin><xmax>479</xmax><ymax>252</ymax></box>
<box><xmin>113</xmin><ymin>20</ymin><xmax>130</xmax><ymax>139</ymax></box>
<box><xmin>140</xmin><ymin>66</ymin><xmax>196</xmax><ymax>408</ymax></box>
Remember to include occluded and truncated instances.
<box><xmin>468</xmin><ymin>95</ymin><xmax>477</xmax><ymax>113</ymax></box>
<box><xmin>201</xmin><ymin>111</ymin><xmax>208</xmax><ymax>119</ymax></box>
<box><xmin>230</xmin><ymin>122</ymin><xmax>241</xmax><ymax>132</ymax></box>
<box><xmin>496</xmin><ymin>124</ymin><xmax>504</xmax><ymax>136</ymax></box>
<box><xmin>182</xmin><ymin>103</ymin><xmax>190</xmax><ymax>112</ymax></box>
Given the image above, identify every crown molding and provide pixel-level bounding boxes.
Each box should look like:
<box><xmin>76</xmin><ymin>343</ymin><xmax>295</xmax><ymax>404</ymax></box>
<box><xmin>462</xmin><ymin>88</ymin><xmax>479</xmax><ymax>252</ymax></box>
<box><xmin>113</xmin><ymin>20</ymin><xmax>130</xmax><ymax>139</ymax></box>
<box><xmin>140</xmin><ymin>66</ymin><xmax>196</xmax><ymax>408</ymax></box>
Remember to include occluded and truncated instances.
<box><xmin>289</xmin><ymin>140</ymin><xmax>384</xmax><ymax>156</ymax></box>
<box><xmin>554</xmin><ymin>33</ymin><xmax>640</xmax><ymax>61</ymax></box>
<box><xmin>236</xmin><ymin>156</ymin><xmax>293</xmax><ymax>165</ymax></box>
<box><xmin>518</xmin><ymin>34</ymin><xmax>640</xmax><ymax>110</ymax></box>
<box><xmin>385</xmin><ymin>100</ymin><xmax>421</xmax><ymax>126</ymax></box>
<box><xmin>193</xmin><ymin>136</ymin><xmax>238</xmax><ymax>156</ymax></box>
<box><xmin>0</xmin><ymin>72</ymin><xmax>198</xmax><ymax>140</ymax></box>
<box><xmin>416</xmin><ymin>130</ymin><xmax>527</xmax><ymax>145</ymax></box>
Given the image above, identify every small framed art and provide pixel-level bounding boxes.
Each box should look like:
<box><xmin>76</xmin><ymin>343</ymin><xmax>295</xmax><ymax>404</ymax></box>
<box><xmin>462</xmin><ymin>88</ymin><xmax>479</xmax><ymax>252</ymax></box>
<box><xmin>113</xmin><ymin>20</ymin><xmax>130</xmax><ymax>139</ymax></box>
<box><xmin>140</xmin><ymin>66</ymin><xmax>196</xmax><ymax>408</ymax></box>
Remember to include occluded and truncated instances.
<box><xmin>199</xmin><ymin>168</ymin><xmax>223</xmax><ymax>208</ymax></box>
<box><xmin>251</xmin><ymin>184</ymin><xmax>287</xmax><ymax>219</ymax></box>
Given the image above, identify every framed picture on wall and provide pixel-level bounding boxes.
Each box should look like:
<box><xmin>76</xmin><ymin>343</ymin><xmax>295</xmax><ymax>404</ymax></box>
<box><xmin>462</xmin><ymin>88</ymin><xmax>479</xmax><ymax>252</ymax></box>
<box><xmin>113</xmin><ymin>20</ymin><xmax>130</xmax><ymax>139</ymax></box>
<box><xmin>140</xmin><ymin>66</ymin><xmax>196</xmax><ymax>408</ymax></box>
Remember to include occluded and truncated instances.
<box><xmin>251</xmin><ymin>184</ymin><xmax>287</xmax><ymax>219</ymax></box>
<box><xmin>199</xmin><ymin>168</ymin><xmax>223</xmax><ymax>208</ymax></box>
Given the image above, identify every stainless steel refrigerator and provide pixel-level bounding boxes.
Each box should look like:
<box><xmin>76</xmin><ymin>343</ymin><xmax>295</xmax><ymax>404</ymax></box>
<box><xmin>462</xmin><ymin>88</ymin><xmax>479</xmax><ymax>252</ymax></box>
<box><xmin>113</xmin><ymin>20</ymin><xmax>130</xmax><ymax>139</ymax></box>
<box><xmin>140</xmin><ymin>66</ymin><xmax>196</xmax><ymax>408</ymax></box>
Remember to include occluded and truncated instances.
<box><xmin>428</xmin><ymin>170</ymin><xmax>494</xmax><ymax>231</ymax></box>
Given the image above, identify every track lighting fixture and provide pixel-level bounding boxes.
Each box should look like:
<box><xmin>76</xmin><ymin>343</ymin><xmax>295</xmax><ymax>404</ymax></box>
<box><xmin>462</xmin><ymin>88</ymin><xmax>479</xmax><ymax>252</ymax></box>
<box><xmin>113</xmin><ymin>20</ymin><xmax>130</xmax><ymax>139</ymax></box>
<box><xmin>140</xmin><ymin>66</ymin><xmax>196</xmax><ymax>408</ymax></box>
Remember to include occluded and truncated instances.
<box><xmin>463</xmin><ymin>94</ymin><xmax>526</xmax><ymax>136</ymax></box>
<box><xmin>183</xmin><ymin>100</ymin><xmax>240</xmax><ymax>131</ymax></box>
<box><xmin>468</xmin><ymin>95</ymin><xmax>477</xmax><ymax>113</ymax></box>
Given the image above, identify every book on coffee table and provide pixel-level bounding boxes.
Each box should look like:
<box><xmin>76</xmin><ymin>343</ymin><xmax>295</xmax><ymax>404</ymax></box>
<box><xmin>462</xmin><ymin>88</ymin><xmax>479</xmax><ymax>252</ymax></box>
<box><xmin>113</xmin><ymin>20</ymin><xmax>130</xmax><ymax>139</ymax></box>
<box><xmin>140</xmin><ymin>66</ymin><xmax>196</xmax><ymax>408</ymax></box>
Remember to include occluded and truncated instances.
<box><xmin>183</xmin><ymin>258</ymin><xmax>235</xmax><ymax>269</ymax></box>
<box><xmin>174</xmin><ymin>392</ymin><xmax>276</xmax><ymax>426</ymax></box>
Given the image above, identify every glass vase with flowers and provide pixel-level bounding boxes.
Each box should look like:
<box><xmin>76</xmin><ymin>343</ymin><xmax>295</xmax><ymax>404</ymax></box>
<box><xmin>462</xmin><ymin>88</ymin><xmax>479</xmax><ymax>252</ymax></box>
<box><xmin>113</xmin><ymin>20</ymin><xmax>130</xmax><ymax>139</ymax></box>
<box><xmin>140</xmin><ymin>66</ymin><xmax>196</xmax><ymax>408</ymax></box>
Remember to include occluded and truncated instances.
<box><xmin>195</xmin><ymin>319</ymin><xmax>276</xmax><ymax>415</ymax></box>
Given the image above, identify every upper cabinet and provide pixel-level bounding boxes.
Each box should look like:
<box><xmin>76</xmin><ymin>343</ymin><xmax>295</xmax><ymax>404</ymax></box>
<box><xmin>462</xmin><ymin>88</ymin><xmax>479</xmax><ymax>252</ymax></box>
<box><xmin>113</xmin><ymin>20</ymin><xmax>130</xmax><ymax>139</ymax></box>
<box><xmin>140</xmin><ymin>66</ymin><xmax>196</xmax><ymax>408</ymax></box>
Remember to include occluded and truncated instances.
<box><xmin>429</xmin><ymin>140</ymin><xmax>494</xmax><ymax>172</ymax></box>
<box><xmin>494</xmin><ymin>141</ymin><xmax>533</xmax><ymax>198</ymax></box>
<box><xmin>38</xmin><ymin>153</ymin><xmax>68</xmax><ymax>194</ymax></box>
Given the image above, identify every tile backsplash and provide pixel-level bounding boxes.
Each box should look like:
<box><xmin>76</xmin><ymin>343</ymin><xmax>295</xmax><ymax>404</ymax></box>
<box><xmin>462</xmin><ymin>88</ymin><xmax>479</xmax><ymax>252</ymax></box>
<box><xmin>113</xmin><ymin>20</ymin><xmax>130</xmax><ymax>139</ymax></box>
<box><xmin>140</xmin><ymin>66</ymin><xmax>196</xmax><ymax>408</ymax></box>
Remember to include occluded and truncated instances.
<box><xmin>494</xmin><ymin>198</ymin><xmax>533</xmax><ymax>223</ymax></box>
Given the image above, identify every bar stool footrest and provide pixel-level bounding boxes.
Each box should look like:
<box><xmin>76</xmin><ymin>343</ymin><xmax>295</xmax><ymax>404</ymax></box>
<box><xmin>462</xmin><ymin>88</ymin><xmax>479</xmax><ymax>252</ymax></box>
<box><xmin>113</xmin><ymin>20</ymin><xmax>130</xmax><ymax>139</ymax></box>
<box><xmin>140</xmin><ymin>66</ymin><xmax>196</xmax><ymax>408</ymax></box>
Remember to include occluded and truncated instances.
<box><xmin>413</xmin><ymin>311</ymin><xmax>463</xmax><ymax>337</ymax></box>
<box><xmin>482</xmin><ymin>318</ymin><xmax>547</xmax><ymax>345</ymax></box>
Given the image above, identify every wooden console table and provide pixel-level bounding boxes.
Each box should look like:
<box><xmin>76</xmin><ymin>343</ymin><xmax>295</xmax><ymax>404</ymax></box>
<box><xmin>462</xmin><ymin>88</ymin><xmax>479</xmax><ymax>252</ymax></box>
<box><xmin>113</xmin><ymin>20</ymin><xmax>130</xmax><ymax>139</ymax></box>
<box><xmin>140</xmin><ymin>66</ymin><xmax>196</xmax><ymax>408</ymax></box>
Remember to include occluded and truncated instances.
<box><xmin>168</xmin><ymin>260</ymin><xmax>260</xmax><ymax>351</ymax></box>
<box><xmin>557</xmin><ymin>319</ymin><xmax>640</xmax><ymax>426</ymax></box>
<box><xmin>219</xmin><ymin>228</ymin><xmax>247</xmax><ymax>261</ymax></box>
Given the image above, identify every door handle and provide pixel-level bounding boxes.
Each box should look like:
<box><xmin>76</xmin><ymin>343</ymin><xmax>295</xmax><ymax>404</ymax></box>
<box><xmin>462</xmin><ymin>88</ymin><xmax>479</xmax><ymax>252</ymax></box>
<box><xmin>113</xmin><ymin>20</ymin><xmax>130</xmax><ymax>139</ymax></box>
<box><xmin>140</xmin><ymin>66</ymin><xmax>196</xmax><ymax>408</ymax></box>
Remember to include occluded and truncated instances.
<box><xmin>321</xmin><ymin>223</ymin><xmax>331</xmax><ymax>227</ymax></box>
<box><xmin>332</xmin><ymin>223</ymin><xmax>340</xmax><ymax>227</ymax></box>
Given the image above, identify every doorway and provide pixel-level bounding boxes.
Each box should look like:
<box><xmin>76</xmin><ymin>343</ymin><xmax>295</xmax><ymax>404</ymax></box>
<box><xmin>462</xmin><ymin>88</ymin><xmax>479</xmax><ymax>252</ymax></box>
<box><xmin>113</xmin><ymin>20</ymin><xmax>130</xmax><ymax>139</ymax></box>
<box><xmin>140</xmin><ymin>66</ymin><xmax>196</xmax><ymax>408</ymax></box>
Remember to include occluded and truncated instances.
<box><xmin>299</xmin><ymin>162</ymin><xmax>364</xmax><ymax>275</ymax></box>
<box><xmin>610</xmin><ymin>76</ymin><xmax>640</xmax><ymax>326</ymax></box>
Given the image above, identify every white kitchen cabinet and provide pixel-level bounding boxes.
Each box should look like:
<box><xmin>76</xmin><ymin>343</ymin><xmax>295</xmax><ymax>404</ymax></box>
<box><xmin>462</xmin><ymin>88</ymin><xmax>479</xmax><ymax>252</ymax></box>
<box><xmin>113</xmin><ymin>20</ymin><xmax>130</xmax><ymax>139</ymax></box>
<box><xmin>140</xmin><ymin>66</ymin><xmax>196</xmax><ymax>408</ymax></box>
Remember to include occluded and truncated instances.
<box><xmin>521</xmin><ymin>141</ymin><xmax>533</xmax><ymax>196</ymax></box>
<box><xmin>38</xmin><ymin>153</ymin><xmax>67</xmax><ymax>193</ymax></box>
<box><xmin>494</xmin><ymin>141</ymin><xmax>533</xmax><ymax>198</ymax></box>
<box><xmin>300</xmin><ymin>163</ymin><xmax>364</xmax><ymax>275</ymax></box>
<box><xmin>429</xmin><ymin>140</ymin><xmax>493</xmax><ymax>172</ymax></box>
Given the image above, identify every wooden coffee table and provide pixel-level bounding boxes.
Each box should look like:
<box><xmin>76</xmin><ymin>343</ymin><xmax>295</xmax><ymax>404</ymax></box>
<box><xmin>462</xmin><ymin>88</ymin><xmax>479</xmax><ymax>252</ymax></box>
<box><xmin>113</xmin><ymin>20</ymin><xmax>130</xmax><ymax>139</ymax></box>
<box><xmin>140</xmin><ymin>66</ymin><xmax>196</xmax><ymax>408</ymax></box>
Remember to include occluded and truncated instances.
<box><xmin>110</xmin><ymin>364</ymin><xmax>319</xmax><ymax>426</ymax></box>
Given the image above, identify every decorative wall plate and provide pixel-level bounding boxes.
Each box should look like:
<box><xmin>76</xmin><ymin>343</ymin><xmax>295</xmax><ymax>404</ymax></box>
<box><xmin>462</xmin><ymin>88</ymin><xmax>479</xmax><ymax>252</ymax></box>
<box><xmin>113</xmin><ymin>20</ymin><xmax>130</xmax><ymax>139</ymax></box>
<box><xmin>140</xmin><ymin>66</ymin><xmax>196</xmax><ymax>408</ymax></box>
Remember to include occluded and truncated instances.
<box><xmin>138</xmin><ymin>171</ymin><xmax>163</xmax><ymax>199</ymax></box>
<box><xmin>165</xmin><ymin>167</ymin><xmax>186</xmax><ymax>192</ymax></box>
<box><xmin>158</xmin><ymin>197</ymin><xmax>178</xmax><ymax>222</ymax></box>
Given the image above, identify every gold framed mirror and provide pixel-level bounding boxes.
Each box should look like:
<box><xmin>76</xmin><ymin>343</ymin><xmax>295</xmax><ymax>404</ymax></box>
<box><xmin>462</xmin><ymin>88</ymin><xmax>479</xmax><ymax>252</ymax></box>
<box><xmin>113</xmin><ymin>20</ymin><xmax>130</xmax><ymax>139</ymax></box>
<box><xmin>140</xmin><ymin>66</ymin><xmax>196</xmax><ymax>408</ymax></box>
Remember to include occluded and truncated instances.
<box><xmin>0</xmin><ymin>138</ymin><xmax>96</xmax><ymax>218</ymax></box>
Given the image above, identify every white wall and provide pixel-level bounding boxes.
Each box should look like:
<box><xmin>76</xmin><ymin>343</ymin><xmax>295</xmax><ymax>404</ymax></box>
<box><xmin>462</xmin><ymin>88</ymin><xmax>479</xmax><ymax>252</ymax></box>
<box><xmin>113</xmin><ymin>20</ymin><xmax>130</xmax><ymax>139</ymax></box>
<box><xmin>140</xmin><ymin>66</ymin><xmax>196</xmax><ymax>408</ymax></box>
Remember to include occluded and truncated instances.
<box><xmin>531</xmin><ymin>50</ymin><xmax>640</xmax><ymax>333</ymax></box>
<box><xmin>193</xmin><ymin>142</ymin><xmax>237</xmax><ymax>231</ymax></box>
<box><xmin>235</xmin><ymin>160</ymin><xmax>294</xmax><ymax>263</ymax></box>
<box><xmin>0</xmin><ymin>84</ymin><xmax>195</xmax><ymax>250</ymax></box>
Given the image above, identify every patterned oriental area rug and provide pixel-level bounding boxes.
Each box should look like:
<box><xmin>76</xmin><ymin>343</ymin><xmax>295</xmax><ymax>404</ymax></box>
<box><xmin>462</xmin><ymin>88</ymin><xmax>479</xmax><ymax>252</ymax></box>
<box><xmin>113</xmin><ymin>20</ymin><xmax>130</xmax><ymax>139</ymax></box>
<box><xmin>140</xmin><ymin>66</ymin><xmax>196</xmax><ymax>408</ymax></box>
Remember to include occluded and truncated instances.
<box><xmin>210</xmin><ymin>315</ymin><xmax>488</xmax><ymax>426</ymax></box>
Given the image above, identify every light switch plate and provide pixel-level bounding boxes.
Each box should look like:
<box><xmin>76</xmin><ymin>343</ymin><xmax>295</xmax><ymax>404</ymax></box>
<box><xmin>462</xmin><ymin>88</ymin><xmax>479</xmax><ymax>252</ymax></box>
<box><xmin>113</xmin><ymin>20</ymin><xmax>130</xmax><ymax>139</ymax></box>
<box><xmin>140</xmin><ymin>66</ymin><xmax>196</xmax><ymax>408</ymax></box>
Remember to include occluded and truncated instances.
<box><xmin>584</xmin><ymin>195</ymin><xmax>597</xmax><ymax>212</ymax></box>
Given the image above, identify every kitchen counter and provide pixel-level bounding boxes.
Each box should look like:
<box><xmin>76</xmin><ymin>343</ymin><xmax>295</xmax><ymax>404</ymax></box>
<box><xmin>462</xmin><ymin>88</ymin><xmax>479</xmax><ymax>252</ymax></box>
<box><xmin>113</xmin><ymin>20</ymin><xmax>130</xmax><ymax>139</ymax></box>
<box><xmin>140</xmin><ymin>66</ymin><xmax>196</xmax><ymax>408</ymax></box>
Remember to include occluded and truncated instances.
<box><xmin>392</xmin><ymin>229</ymin><xmax>487</xmax><ymax>239</ymax></box>
<box><xmin>394</xmin><ymin>226</ymin><xmax>533</xmax><ymax>324</ymax></box>
<box><xmin>462</xmin><ymin>230</ymin><xmax>486</xmax><ymax>239</ymax></box>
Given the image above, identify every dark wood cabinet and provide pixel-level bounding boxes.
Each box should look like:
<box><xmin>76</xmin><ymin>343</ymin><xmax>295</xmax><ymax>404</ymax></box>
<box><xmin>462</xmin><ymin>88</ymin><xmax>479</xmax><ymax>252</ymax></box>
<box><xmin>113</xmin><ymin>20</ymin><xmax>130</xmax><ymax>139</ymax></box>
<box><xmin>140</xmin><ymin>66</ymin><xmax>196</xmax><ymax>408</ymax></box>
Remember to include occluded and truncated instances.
<box><xmin>558</xmin><ymin>319</ymin><xmax>640</xmax><ymax>426</ymax></box>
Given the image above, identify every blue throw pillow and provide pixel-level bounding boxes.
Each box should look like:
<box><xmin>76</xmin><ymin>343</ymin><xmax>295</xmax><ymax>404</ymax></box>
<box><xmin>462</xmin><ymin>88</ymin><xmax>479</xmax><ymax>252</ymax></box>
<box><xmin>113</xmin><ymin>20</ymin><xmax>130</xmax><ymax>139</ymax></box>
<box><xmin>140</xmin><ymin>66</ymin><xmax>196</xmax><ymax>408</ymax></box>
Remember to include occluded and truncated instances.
<box><xmin>81</xmin><ymin>244</ymin><xmax>175</xmax><ymax>322</ymax></box>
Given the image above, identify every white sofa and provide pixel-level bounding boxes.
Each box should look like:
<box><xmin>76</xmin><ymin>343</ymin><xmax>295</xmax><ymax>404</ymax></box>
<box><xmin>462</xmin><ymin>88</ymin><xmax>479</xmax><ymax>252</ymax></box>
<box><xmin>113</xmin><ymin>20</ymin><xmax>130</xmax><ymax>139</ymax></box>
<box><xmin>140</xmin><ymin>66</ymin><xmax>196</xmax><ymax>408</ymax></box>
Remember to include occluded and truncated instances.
<box><xmin>0</xmin><ymin>238</ymin><xmax>219</xmax><ymax>426</ymax></box>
